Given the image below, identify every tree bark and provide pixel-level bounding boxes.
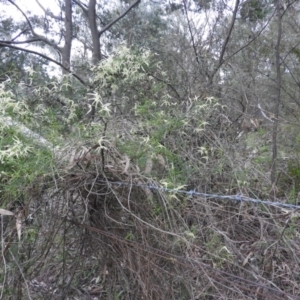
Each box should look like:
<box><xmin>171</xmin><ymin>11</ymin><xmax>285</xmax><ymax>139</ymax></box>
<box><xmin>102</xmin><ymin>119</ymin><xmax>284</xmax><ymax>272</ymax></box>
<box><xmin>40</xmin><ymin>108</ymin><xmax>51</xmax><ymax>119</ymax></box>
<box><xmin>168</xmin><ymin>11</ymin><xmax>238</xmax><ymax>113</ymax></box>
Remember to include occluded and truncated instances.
<box><xmin>88</xmin><ymin>0</ymin><xmax>101</xmax><ymax>63</ymax></box>
<box><xmin>61</xmin><ymin>0</ymin><xmax>73</xmax><ymax>74</ymax></box>
<box><xmin>80</xmin><ymin>0</ymin><xmax>141</xmax><ymax>119</ymax></box>
<box><xmin>270</xmin><ymin>1</ymin><xmax>283</xmax><ymax>191</ymax></box>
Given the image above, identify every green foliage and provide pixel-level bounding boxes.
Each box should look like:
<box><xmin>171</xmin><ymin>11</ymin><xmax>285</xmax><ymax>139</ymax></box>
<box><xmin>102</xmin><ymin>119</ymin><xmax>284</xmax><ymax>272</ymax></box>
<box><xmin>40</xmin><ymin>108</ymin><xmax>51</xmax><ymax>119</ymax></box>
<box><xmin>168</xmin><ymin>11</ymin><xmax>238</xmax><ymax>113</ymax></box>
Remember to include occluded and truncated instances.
<box><xmin>0</xmin><ymin>76</ymin><xmax>80</xmax><ymax>203</ymax></box>
<box><xmin>111</xmin><ymin>2</ymin><xmax>169</xmax><ymax>50</ymax></box>
<box><xmin>192</xmin><ymin>0</ymin><xmax>213</xmax><ymax>11</ymax></box>
<box><xmin>0</xmin><ymin>83</ymin><xmax>43</xmax><ymax>176</ymax></box>
<box><xmin>240</xmin><ymin>0</ymin><xmax>271</xmax><ymax>22</ymax></box>
<box><xmin>24</xmin><ymin>227</ymin><xmax>39</xmax><ymax>244</ymax></box>
<box><xmin>99</xmin><ymin>44</ymin><xmax>224</xmax><ymax>188</ymax></box>
<box><xmin>0</xmin><ymin>15</ymin><xmax>50</xmax><ymax>85</ymax></box>
<box><xmin>287</xmin><ymin>160</ymin><xmax>300</xmax><ymax>194</ymax></box>
<box><xmin>205</xmin><ymin>230</ymin><xmax>234</xmax><ymax>268</ymax></box>
<box><xmin>1</xmin><ymin>0</ymin><xmax>300</xmax><ymax>298</ymax></box>
<box><xmin>292</xmin><ymin>48</ymin><xmax>300</xmax><ymax>62</ymax></box>
<box><xmin>296</xmin><ymin>133</ymin><xmax>300</xmax><ymax>145</ymax></box>
<box><xmin>287</xmin><ymin>187</ymin><xmax>298</xmax><ymax>205</ymax></box>
<box><xmin>0</xmin><ymin>130</ymin><xmax>53</xmax><ymax>202</ymax></box>
<box><xmin>94</xmin><ymin>45</ymin><xmax>150</xmax><ymax>90</ymax></box>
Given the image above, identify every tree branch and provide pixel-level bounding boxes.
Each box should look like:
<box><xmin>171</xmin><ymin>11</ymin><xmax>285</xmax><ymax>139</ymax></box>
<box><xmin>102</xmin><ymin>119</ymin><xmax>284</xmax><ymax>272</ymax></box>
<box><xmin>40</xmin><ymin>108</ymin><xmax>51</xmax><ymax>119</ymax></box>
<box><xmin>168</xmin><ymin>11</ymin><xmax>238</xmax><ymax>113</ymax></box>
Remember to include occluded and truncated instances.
<box><xmin>73</xmin><ymin>0</ymin><xmax>88</xmax><ymax>16</ymax></box>
<box><xmin>222</xmin><ymin>9</ymin><xmax>276</xmax><ymax>68</ymax></box>
<box><xmin>98</xmin><ymin>0</ymin><xmax>141</xmax><ymax>37</ymax></box>
<box><xmin>0</xmin><ymin>42</ymin><xmax>86</xmax><ymax>86</ymax></box>
<box><xmin>11</xmin><ymin>29</ymin><xmax>28</xmax><ymax>42</ymax></box>
<box><xmin>147</xmin><ymin>73</ymin><xmax>181</xmax><ymax>100</ymax></box>
<box><xmin>0</xmin><ymin>38</ymin><xmax>41</xmax><ymax>45</ymax></box>
<box><xmin>211</xmin><ymin>0</ymin><xmax>240</xmax><ymax>80</ymax></box>
<box><xmin>8</xmin><ymin>0</ymin><xmax>61</xmax><ymax>51</ymax></box>
<box><xmin>8</xmin><ymin>0</ymin><xmax>35</xmax><ymax>35</ymax></box>
<box><xmin>35</xmin><ymin>0</ymin><xmax>63</xmax><ymax>21</ymax></box>
<box><xmin>183</xmin><ymin>0</ymin><xmax>200</xmax><ymax>66</ymax></box>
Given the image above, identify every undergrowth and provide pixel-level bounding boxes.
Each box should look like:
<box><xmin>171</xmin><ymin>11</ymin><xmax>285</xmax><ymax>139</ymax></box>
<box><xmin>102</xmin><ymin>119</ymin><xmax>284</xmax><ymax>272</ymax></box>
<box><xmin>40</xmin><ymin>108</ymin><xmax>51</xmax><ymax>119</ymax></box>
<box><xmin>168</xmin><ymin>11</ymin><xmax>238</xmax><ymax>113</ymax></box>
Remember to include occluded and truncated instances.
<box><xmin>1</xmin><ymin>47</ymin><xmax>300</xmax><ymax>300</ymax></box>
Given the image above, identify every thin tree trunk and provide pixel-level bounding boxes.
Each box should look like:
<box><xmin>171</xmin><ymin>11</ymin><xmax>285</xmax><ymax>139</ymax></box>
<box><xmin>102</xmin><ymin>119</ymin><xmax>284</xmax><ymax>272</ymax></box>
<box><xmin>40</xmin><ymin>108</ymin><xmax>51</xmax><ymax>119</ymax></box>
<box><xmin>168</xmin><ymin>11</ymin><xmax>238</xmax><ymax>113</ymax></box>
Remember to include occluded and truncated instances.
<box><xmin>85</xmin><ymin>0</ymin><xmax>141</xmax><ymax>119</ymax></box>
<box><xmin>270</xmin><ymin>1</ymin><xmax>283</xmax><ymax>191</ymax></box>
<box><xmin>61</xmin><ymin>0</ymin><xmax>73</xmax><ymax>74</ymax></box>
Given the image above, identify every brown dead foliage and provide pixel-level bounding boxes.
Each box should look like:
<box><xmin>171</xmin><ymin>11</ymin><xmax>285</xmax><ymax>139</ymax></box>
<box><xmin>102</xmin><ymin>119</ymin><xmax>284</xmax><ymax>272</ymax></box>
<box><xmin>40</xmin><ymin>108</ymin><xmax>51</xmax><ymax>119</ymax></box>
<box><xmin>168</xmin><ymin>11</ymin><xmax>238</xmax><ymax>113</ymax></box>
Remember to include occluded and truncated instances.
<box><xmin>1</xmin><ymin>142</ymin><xmax>300</xmax><ymax>300</ymax></box>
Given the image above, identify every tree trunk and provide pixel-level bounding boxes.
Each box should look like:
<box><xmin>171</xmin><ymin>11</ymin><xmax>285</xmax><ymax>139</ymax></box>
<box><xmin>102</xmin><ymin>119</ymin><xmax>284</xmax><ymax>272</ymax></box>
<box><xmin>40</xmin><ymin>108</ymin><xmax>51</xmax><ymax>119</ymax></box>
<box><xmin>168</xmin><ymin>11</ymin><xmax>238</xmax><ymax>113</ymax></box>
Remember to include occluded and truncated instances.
<box><xmin>270</xmin><ymin>1</ymin><xmax>283</xmax><ymax>192</ymax></box>
<box><xmin>88</xmin><ymin>0</ymin><xmax>101</xmax><ymax>63</ymax></box>
<box><xmin>61</xmin><ymin>0</ymin><xmax>73</xmax><ymax>74</ymax></box>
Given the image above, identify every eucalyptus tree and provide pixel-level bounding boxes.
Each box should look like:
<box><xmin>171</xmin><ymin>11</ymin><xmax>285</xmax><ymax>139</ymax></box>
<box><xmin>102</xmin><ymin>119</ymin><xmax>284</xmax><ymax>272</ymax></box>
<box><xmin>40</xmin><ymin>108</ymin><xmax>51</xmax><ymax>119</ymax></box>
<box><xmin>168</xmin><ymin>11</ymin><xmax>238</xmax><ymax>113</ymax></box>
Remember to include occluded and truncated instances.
<box><xmin>72</xmin><ymin>0</ymin><xmax>140</xmax><ymax>64</ymax></box>
<box><xmin>0</xmin><ymin>0</ymin><xmax>141</xmax><ymax>82</ymax></box>
<box><xmin>0</xmin><ymin>14</ymin><xmax>50</xmax><ymax>84</ymax></box>
<box><xmin>0</xmin><ymin>0</ymin><xmax>74</xmax><ymax>76</ymax></box>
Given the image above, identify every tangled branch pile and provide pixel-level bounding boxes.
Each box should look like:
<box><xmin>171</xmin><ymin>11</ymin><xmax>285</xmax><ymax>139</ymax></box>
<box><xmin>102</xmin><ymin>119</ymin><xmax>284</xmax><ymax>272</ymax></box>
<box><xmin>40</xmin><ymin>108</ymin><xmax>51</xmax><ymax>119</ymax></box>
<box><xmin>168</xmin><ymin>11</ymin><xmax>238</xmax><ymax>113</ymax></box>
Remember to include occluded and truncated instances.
<box><xmin>1</xmin><ymin>140</ymin><xmax>299</xmax><ymax>300</ymax></box>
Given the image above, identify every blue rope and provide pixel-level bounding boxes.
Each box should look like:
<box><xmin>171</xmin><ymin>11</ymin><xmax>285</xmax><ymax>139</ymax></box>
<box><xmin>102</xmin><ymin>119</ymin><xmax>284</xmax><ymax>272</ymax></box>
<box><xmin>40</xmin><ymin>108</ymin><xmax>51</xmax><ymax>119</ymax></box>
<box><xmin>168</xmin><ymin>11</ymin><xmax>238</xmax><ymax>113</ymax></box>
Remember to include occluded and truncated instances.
<box><xmin>98</xmin><ymin>180</ymin><xmax>300</xmax><ymax>210</ymax></box>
